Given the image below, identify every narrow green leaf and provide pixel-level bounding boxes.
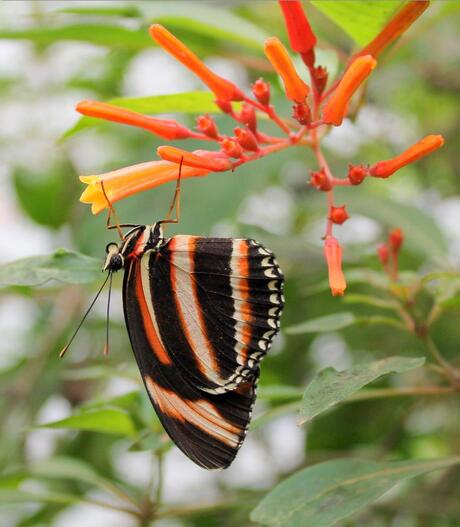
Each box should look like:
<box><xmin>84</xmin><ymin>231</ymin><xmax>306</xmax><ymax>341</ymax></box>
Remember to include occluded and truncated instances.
<box><xmin>62</xmin><ymin>92</ymin><xmax>222</xmax><ymax>140</ymax></box>
<box><xmin>40</xmin><ymin>408</ymin><xmax>136</xmax><ymax>437</ymax></box>
<box><xmin>258</xmin><ymin>385</ymin><xmax>304</xmax><ymax>402</ymax></box>
<box><xmin>57</xmin><ymin>5</ymin><xmax>141</xmax><ymax>17</ymax></box>
<box><xmin>343</xmin><ymin>294</ymin><xmax>398</xmax><ymax>310</ymax></box>
<box><xmin>0</xmin><ymin>489</ymin><xmax>82</xmax><ymax>506</ymax></box>
<box><xmin>285</xmin><ymin>312</ymin><xmax>357</xmax><ymax>335</ymax></box>
<box><xmin>299</xmin><ymin>356</ymin><xmax>425</xmax><ymax>424</ymax></box>
<box><xmin>0</xmin><ymin>249</ymin><xmax>101</xmax><ymax>287</ymax></box>
<box><xmin>311</xmin><ymin>1</ymin><xmax>402</xmax><ymax>46</ymax></box>
<box><xmin>303</xmin><ymin>268</ymin><xmax>390</xmax><ymax>295</ymax></box>
<box><xmin>140</xmin><ymin>2</ymin><xmax>269</xmax><ymax>51</ymax></box>
<box><xmin>251</xmin><ymin>456</ymin><xmax>460</xmax><ymax>527</ymax></box>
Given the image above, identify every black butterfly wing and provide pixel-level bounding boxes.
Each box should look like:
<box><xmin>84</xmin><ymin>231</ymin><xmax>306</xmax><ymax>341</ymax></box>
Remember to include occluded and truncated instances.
<box><xmin>122</xmin><ymin>255</ymin><xmax>258</xmax><ymax>469</ymax></box>
<box><xmin>155</xmin><ymin>235</ymin><xmax>284</xmax><ymax>393</ymax></box>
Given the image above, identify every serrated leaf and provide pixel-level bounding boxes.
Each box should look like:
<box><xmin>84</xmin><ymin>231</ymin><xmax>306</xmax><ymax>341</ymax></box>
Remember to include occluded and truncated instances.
<box><xmin>40</xmin><ymin>408</ymin><xmax>136</xmax><ymax>437</ymax></box>
<box><xmin>0</xmin><ymin>24</ymin><xmax>152</xmax><ymax>49</ymax></box>
<box><xmin>299</xmin><ymin>356</ymin><xmax>425</xmax><ymax>424</ymax></box>
<box><xmin>311</xmin><ymin>1</ymin><xmax>402</xmax><ymax>46</ymax></box>
<box><xmin>285</xmin><ymin>312</ymin><xmax>357</xmax><ymax>335</ymax></box>
<box><xmin>251</xmin><ymin>456</ymin><xmax>460</xmax><ymax>527</ymax></box>
<box><xmin>0</xmin><ymin>249</ymin><xmax>101</xmax><ymax>287</ymax></box>
<box><xmin>62</xmin><ymin>92</ymin><xmax>222</xmax><ymax>140</ymax></box>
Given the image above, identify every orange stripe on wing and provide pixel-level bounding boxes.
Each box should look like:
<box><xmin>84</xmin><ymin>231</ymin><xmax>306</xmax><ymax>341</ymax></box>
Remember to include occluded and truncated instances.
<box><xmin>169</xmin><ymin>237</ymin><xmax>223</xmax><ymax>384</ymax></box>
<box><xmin>135</xmin><ymin>264</ymin><xmax>172</xmax><ymax>366</ymax></box>
<box><xmin>236</xmin><ymin>240</ymin><xmax>253</xmax><ymax>364</ymax></box>
<box><xmin>145</xmin><ymin>377</ymin><xmax>240</xmax><ymax>446</ymax></box>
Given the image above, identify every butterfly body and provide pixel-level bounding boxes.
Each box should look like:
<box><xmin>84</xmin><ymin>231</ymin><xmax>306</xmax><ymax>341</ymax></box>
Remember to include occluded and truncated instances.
<box><xmin>105</xmin><ymin>223</ymin><xmax>284</xmax><ymax>469</ymax></box>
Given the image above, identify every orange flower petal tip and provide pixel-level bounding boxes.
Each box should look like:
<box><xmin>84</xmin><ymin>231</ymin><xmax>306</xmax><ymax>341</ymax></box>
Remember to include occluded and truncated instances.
<box><xmin>264</xmin><ymin>37</ymin><xmax>310</xmax><ymax>103</ymax></box>
<box><xmin>324</xmin><ymin>236</ymin><xmax>347</xmax><ymax>296</ymax></box>
<box><xmin>370</xmin><ymin>135</ymin><xmax>444</xmax><ymax>178</ymax></box>
<box><xmin>75</xmin><ymin>99</ymin><xmax>191</xmax><ymax>140</ymax></box>
<box><xmin>149</xmin><ymin>24</ymin><xmax>244</xmax><ymax>102</ymax></box>
<box><xmin>356</xmin><ymin>1</ymin><xmax>430</xmax><ymax>59</ymax></box>
<box><xmin>279</xmin><ymin>0</ymin><xmax>316</xmax><ymax>54</ymax></box>
<box><xmin>157</xmin><ymin>146</ymin><xmax>232</xmax><ymax>172</ymax></box>
<box><xmin>322</xmin><ymin>55</ymin><xmax>377</xmax><ymax>126</ymax></box>
<box><xmin>79</xmin><ymin>161</ymin><xmax>209</xmax><ymax>215</ymax></box>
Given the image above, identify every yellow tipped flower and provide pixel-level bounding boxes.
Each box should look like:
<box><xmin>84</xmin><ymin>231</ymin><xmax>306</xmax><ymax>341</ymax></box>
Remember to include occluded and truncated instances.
<box><xmin>322</xmin><ymin>55</ymin><xmax>377</xmax><ymax>126</ymax></box>
<box><xmin>80</xmin><ymin>161</ymin><xmax>209</xmax><ymax>215</ymax></box>
<box><xmin>149</xmin><ymin>24</ymin><xmax>244</xmax><ymax>102</ymax></box>
<box><xmin>264</xmin><ymin>37</ymin><xmax>310</xmax><ymax>103</ymax></box>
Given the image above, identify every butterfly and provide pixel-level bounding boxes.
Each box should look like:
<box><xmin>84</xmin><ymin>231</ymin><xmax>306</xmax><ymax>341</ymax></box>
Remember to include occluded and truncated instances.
<box><xmin>63</xmin><ymin>173</ymin><xmax>284</xmax><ymax>469</ymax></box>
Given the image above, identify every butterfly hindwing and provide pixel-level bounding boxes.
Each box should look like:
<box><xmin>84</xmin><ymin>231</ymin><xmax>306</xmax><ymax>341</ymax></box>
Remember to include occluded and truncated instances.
<box><xmin>122</xmin><ymin>256</ymin><xmax>257</xmax><ymax>469</ymax></box>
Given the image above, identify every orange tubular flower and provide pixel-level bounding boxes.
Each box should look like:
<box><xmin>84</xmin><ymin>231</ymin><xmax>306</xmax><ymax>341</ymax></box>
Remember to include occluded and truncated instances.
<box><xmin>157</xmin><ymin>146</ymin><xmax>232</xmax><ymax>172</ymax></box>
<box><xmin>324</xmin><ymin>236</ymin><xmax>347</xmax><ymax>296</ymax></box>
<box><xmin>370</xmin><ymin>135</ymin><xmax>445</xmax><ymax>178</ymax></box>
<box><xmin>80</xmin><ymin>161</ymin><xmax>209</xmax><ymax>215</ymax></box>
<box><xmin>355</xmin><ymin>1</ymin><xmax>430</xmax><ymax>59</ymax></box>
<box><xmin>264</xmin><ymin>37</ymin><xmax>310</xmax><ymax>103</ymax></box>
<box><xmin>76</xmin><ymin>100</ymin><xmax>192</xmax><ymax>140</ymax></box>
<box><xmin>149</xmin><ymin>24</ymin><xmax>244</xmax><ymax>102</ymax></box>
<box><xmin>279</xmin><ymin>0</ymin><xmax>316</xmax><ymax>66</ymax></box>
<box><xmin>322</xmin><ymin>55</ymin><xmax>377</xmax><ymax>126</ymax></box>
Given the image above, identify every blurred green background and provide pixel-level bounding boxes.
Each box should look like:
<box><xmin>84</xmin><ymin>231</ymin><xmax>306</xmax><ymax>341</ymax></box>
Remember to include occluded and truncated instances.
<box><xmin>0</xmin><ymin>1</ymin><xmax>460</xmax><ymax>526</ymax></box>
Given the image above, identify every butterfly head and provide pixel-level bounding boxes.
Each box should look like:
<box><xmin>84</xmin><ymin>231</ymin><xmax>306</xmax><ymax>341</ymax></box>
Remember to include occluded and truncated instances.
<box><xmin>104</xmin><ymin>242</ymin><xmax>124</xmax><ymax>272</ymax></box>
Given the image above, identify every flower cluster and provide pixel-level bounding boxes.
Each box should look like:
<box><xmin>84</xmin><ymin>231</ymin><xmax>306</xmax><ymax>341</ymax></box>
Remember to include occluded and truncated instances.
<box><xmin>78</xmin><ymin>0</ymin><xmax>442</xmax><ymax>296</ymax></box>
<box><xmin>378</xmin><ymin>228</ymin><xmax>405</xmax><ymax>281</ymax></box>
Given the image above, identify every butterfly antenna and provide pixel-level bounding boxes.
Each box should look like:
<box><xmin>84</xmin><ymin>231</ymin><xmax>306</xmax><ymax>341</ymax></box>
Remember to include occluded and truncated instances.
<box><xmin>103</xmin><ymin>271</ymin><xmax>113</xmax><ymax>356</ymax></box>
<box><xmin>165</xmin><ymin>156</ymin><xmax>183</xmax><ymax>223</ymax></box>
<box><xmin>100</xmin><ymin>181</ymin><xmax>124</xmax><ymax>240</ymax></box>
<box><xmin>59</xmin><ymin>272</ymin><xmax>111</xmax><ymax>358</ymax></box>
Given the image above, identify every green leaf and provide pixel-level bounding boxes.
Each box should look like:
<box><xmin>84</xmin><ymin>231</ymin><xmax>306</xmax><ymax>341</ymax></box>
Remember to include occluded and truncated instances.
<box><xmin>57</xmin><ymin>5</ymin><xmax>141</xmax><ymax>17</ymax></box>
<box><xmin>299</xmin><ymin>356</ymin><xmax>425</xmax><ymax>424</ymax></box>
<box><xmin>13</xmin><ymin>160</ymin><xmax>78</xmax><ymax>229</ymax></box>
<box><xmin>311</xmin><ymin>1</ymin><xmax>402</xmax><ymax>46</ymax></box>
<box><xmin>285</xmin><ymin>312</ymin><xmax>357</xmax><ymax>335</ymax></box>
<box><xmin>258</xmin><ymin>385</ymin><xmax>304</xmax><ymax>402</ymax></box>
<box><xmin>0</xmin><ymin>249</ymin><xmax>101</xmax><ymax>287</ymax></box>
<box><xmin>40</xmin><ymin>408</ymin><xmax>136</xmax><ymax>437</ymax></box>
<box><xmin>62</xmin><ymin>92</ymin><xmax>223</xmax><ymax>140</ymax></box>
<box><xmin>251</xmin><ymin>456</ymin><xmax>460</xmax><ymax>527</ymax></box>
<box><xmin>343</xmin><ymin>294</ymin><xmax>398</xmax><ymax>310</ymax></box>
<box><xmin>139</xmin><ymin>2</ymin><xmax>269</xmax><ymax>51</ymax></box>
<box><xmin>0</xmin><ymin>489</ymin><xmax>81</xmax><ymax>506</ymax></box>
<box><xmin>0</xmin><ymin>24</ymin><xmax>152</xmax><ymax>49</ymax></box>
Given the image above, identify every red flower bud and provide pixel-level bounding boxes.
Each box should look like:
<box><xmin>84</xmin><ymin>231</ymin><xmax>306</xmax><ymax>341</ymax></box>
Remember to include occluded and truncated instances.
<box><xmin>347</xmin><ymin>164</ymin><xmax>368</xmax><ymax>185</ymax></box>
<box><xmin>215</xmin><ymin>99</ymin><xmax>233</xmax><ymax>114</ymax></box>
<box><xmin>234</xmin><ymin>127</ymin><xmax>259</xmax><ymax>152</ymax></box>
<box><xmin>238</xmin><ymin>102</ymin><xmax>257</xmax><ymax>132</ymax></box>
<box><xmin>311</xmin><ymin>65</ymin><xmax>328</xmax><ymax>95</ymax></box>
<box><xmin>221</xmin><ymin>137</ymin><xmax>243</xmax><ymax>158</ymax></box>
<box><xmin>150</xmin><ymin>25</ymin><xmax>244</xmax><ymax>102</ymax></box>
<box><xmin>197</xmin><ymin>114</ymin><xmax>219</xmax><ymax>139</ymax></box>
<box><xmin>377</xmin><ymin>243</ymin><xmax>389</xmax><ymax>265</ymax></box>
<box><xmin>252</xmin><ymin>78</ymin><xmax>270</xmax><ymax>107</ymax></box>
<box><xmin>370</xmin><ymin>135</ymin><xmax>445</xmax><ymax>178</ymax></box>
<box><xmin>265</xmin><ymin>37</ymin><xmax>310</xmax><ymax>103</ymax></box>
<box><xmin>157</xmin><ymin>146</ymin><xmax>231</xmax><ymax>171</ymax></box>
<box><xmin>76</xmin><ymin>100</ymin><xmax>192</xmax><ymax>140</ymax></box>
<box><xmin>278</xmin><ymin>0</ymin><xmax>317</xmax><ymax>54</ymax></box>
<box><xmin>389</xmin><ymin>228</ymin><xmax>404</xmax><ymax>253</ymax></box>
<box><xmin>310</xmin><ymin>169</ymin><xmax>331</xmax><ymax>191</ymax></box>
<box><xmin>324</xmin><ymin>236</ymin><xmax>347</xmax><ymax>296</ymax></box>
<box><xmin>292</xmin><ymin>102</ymin><xmax>311</xmax><ymax>125</ymax></box>
<box><xmin>329</xmin><ymin>205</ymin><xmax>349</xmax><ymax>225</ymax></box>
<box><xmin>322</xmin><ymin>55</ymin><xmax>377</xmax><ymax>126</ymax></box>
